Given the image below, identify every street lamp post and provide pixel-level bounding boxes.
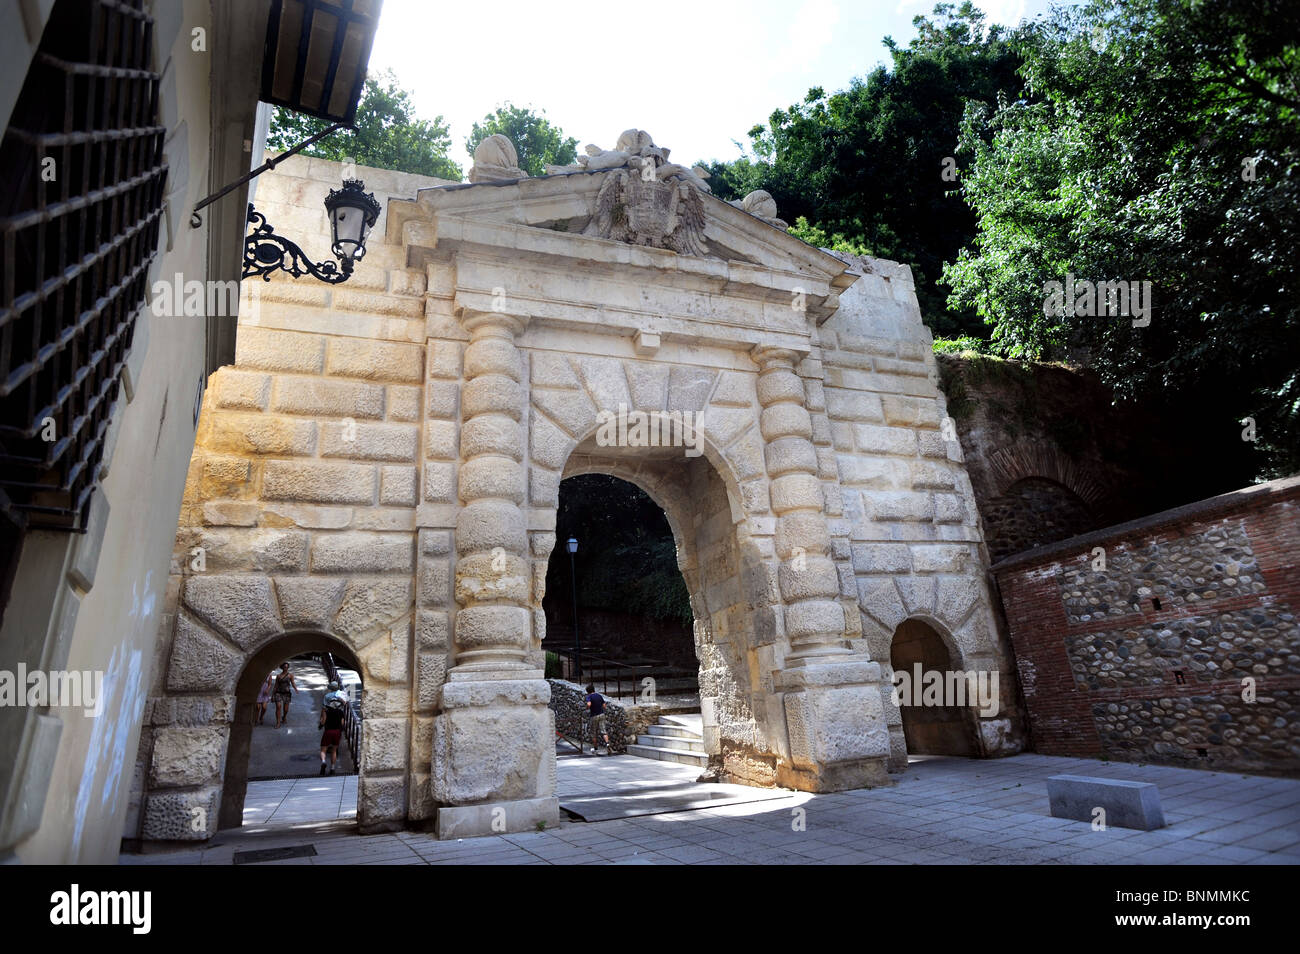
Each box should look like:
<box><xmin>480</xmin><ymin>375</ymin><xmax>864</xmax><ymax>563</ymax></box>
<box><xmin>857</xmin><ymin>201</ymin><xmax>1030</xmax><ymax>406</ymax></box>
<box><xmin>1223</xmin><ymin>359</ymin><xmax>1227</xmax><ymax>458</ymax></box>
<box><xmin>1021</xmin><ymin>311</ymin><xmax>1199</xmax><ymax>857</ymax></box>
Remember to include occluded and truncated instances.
<box><xmin>567</xmin><ymin>537</ymin><xmax>581</xmax><ymax>683</ymax></box>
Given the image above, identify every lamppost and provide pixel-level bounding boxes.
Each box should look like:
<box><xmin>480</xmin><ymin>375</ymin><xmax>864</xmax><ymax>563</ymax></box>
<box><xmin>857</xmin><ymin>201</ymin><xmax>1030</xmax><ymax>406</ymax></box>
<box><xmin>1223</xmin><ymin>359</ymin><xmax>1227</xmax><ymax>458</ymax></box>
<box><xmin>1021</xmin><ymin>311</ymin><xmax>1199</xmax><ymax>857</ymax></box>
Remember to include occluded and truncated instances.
<box><xmin>567</xmin><ymin>537</ymin><xmax>581</xmax><ymax>682</ymax></box>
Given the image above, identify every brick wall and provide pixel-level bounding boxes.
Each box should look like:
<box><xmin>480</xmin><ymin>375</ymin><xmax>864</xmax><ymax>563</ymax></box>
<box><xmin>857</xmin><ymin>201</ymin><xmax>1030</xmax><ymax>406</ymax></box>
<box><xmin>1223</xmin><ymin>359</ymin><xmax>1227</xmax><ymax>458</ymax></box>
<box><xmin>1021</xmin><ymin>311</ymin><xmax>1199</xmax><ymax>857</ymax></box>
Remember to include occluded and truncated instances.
<box><xmin>993</xmin><ymin>475</ymin><xmax>1300</xmax><ymax>776</ymax></box>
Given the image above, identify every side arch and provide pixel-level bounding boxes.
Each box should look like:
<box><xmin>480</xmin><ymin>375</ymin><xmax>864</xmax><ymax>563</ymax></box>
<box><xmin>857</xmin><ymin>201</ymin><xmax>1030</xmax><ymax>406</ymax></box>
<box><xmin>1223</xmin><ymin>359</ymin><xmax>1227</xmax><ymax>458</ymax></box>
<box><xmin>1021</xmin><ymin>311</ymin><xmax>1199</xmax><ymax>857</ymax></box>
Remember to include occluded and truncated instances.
<box><xmin>986</xmin><ymin>439</ymin><xmax>1108</xmax><ymax>508</ymax></box>
<box><xmin>219</xmin><ymin>630</ymin><xmax>362</xmax><ymax>829</ymax></box>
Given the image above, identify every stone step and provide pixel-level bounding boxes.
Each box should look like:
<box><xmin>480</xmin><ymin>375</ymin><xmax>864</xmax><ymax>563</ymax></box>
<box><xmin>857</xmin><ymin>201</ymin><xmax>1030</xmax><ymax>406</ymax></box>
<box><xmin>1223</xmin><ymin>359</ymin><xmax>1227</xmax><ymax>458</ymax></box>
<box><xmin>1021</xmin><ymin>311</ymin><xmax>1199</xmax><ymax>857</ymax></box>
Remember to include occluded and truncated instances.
<box><xmin>645</xmin><ymin>723</ymin><xmax>702</xmax><ymax>741</ymax></box>
<box><xmin>637</xmin><ymin>732</ymin><xmax>704</xmax><ymax>752</ymax></box>
<box><xmin>625</xmin><ymin>743</ymin><xmax>709</xmax><ymax>767</ymax></box>
<box><xmin>661</xmin><ymin>713</ymin><xmax>703</xmax><ymax>731</ymax></box>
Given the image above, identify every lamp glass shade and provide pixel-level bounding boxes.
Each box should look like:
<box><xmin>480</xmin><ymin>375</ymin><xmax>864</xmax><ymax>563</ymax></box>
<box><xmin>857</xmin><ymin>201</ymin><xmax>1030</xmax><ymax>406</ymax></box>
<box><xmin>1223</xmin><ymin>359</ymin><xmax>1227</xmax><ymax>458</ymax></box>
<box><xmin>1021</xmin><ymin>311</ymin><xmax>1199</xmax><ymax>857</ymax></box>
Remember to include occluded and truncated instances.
<box><xmin>324</xmin><ymin>180</ymin><xmax>381</xmax><ymax>267</ymax></box>
<box><xmin>567</xmin><ymin>537</ymin><xmax>578</xmax><ymax>554</ymax></box>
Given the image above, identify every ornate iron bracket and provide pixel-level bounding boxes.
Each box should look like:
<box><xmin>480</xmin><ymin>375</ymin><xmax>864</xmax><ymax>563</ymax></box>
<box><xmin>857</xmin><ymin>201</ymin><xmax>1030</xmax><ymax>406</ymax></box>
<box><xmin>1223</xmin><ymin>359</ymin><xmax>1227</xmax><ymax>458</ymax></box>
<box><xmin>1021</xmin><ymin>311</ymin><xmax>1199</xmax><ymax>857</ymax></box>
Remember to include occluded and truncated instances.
<box><xmin>242</xmin><ymin>204</ymin><xmax>352</xmax><ymax>283</ymax></box>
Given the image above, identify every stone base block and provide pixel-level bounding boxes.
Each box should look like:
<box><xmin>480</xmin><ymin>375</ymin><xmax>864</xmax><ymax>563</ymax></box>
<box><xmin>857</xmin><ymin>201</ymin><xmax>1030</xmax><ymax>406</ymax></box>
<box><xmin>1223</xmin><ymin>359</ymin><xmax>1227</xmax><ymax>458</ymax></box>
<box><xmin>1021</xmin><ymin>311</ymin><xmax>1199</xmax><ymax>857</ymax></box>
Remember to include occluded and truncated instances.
<box><xmin>782</xmin><ymin>678</ymin><xmax>891</xmax><ymax>769</ymax></box>
<box><xmin>777</xmin><ymin>756</ymin><xmax>893</xmax><ymax>793</ymax></box>
<box><xmin>432</xmin><ymin>685</ymin><xmax>555</xmax><ymax>804</ymax></box>
<box><xmin>436</xmin><ymin>796</ymin><xmax>559</xmax><ymax>839</ymax></box>
<box><xmin>886</xmin><ymin>724</ymin><xmax>908</xmax><ymax>773</ymax></box>
<box><xmin>977</xmin><ymin>717</ymin><xmax>1023</xmax><ymax>758</ymax></box>
<box><xmin>1047</xmin><ymin>774</ymin><xmax>1166</xmax><ymax>830</ymax></box>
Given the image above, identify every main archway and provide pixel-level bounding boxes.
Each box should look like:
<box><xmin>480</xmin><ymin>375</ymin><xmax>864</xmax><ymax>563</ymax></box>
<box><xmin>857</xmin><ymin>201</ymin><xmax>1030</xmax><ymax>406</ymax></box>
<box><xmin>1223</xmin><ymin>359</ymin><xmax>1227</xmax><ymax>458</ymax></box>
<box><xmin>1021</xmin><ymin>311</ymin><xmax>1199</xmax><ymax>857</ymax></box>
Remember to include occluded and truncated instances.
<box><xmin>545</xmin><ymin>431</ymin><xmax>777</xmax><ymax>783</ymax></box>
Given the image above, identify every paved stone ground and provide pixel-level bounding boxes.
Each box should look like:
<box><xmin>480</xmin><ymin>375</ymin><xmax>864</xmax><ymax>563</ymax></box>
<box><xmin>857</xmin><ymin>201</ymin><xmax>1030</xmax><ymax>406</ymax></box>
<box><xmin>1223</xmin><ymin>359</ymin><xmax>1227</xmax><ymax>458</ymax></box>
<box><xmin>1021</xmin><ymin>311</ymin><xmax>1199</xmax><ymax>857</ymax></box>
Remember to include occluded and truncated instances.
<box><xmin>242</xmin><ymin>777</ymin><xmax>358</xmax><ymax>827</ymax></box>
<box><xmin>120</xmin><ymin>752</ymin><xmax>1300</xmax><ymax>865</ymax></box>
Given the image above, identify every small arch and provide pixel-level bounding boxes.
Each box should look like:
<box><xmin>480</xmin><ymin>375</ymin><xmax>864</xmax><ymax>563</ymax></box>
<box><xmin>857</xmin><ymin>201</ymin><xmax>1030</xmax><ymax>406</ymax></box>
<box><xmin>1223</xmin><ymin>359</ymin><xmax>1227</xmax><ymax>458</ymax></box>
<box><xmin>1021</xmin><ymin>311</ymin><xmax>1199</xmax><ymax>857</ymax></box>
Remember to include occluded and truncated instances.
<box><xmin>219</xmin><ymin>630</ymin><xmax>362</xmax><ymax>830</ymax></box>
<box><xmin>986</xmin><ymin>439</ymin><xmax>1107</xmax><ymax>508</ymax></box>
<box><xmin>889</xmin><ymin>617</ymin><xmax>980</xmax><ymax>759</ymax></box>
<box><xmin>981</xmin><ymin>475</ymin><xmax>1096</xmax><ymax>561</ymax></box>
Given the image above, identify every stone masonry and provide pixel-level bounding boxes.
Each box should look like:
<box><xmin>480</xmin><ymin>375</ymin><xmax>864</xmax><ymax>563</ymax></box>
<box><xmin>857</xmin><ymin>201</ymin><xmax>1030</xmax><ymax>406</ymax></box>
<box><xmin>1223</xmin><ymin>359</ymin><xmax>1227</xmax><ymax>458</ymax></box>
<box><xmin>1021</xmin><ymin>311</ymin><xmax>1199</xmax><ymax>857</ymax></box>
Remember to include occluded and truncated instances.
<box><xmin>135</xmin><ymin>132</ymin><xmax>1022</xmax><ymax>843</ymax></box>
<box><xmin>993</xmin><ymin>475</ymin><xmax>1300</xmax><ymax>775</ymax></box>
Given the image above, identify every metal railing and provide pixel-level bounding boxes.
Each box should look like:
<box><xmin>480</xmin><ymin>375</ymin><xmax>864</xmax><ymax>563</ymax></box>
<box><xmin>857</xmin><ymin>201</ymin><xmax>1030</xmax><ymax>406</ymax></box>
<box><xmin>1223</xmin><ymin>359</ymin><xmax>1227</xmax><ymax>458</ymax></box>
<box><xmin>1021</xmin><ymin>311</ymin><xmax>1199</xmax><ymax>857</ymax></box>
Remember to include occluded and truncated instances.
<box><xmin>547</xmin><ymin>647</ymin><xmax>658</xmax><ymax>702</ymax></box>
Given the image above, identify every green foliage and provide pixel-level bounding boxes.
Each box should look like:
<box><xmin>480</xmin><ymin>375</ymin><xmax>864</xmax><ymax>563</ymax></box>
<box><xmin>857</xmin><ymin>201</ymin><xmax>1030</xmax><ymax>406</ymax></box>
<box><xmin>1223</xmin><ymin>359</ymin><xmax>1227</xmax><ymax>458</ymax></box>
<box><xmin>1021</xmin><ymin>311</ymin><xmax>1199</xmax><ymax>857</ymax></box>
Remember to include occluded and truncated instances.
<box><xmin>548</xmin><ymin>475</ymin><xmax>692</xmax><ymax>625</ymax></box>
<box><xmin>942</xmin><ymin>0</ymin><xmax>1300</xmax><ymax>477</ymax></box>
<box><xmin>702</xmin><ymin>3</ymin><xmax>1023</xmax><ymax>338</ymax></box>
<box><xmin>932</xmin><ymin>335</ymin><xmax>990</xmax><ymax>354</ymax></box>
<box><xmin>544</xmin><ymin>652</ymin><xmax>562</xmax><ymax>679</ymax></box>
<box><xmin>466</xmin><ymin>103</ymin><xmax>578</xmax><ymax>178</ymax></box>
<box><xmin>266</xmin><ymin>69</ymin><xmax>461</xmax><ymax>180</ymax></box>
<box><xmin>786</xmin><ymin>216</ymin><xmax>873</xmax><ymax>256</ymax></box>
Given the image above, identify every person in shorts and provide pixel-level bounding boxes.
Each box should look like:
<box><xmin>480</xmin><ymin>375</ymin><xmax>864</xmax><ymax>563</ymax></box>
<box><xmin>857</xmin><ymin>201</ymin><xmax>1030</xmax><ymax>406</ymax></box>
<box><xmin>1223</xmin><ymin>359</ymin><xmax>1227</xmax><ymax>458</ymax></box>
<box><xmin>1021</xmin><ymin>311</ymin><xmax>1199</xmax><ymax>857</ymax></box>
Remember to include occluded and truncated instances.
<box><xmin>585</xmin><ymin>683</ymin><xmax>609</xmax><ymax>755</ymax></box>
<box><xmin>272</xmin><ymin>662</ymin><xmax>297</xmax><ymax>728</ymax></box>
<box><xmin>319</xmin><ymin>679</ymin><xmax>348</xmax><ymax>775</ymax></box>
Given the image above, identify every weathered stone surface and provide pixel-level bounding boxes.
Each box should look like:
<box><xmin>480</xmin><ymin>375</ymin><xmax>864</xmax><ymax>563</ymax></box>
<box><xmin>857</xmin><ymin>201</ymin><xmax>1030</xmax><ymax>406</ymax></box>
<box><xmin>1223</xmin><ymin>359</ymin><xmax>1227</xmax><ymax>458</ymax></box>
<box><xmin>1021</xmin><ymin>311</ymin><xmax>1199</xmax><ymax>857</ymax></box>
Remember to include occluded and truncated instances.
<box><xmin>235</xmin><ymin>326</ymin><xmax>324</xmax><ymax>374</ymax></box>
<box><xmin>150</xmin><ymin>726</ymin><xmax>226</xmax><ymax>787</ymax></box>
<box><xmin>263</xmin><ymin>460</ymin><xmax>376</xmax><ymax>504</ymax></box>
<box><xmin>327</xmin><ymin>338</ymin><xmax>424</xmax><ymax>383</ymax></box>
<box><xmin>311</xmin><ymin>532</ymin><xmax>414</xmax><ymax>573</ymax></box>
<box><xmin>182</xmin><ymin>576</ymin><xmax>281</xmax><ymax>649</ymax></box>
<box><xmin>333</xmin><ymin>579</ymin><xmax>413</xmax><ymax>646</ymax></box>
<box><xmin>319</xmin><ymin>421</ymin><xmax>418</xmax><ymax>461</ymax></box>
<box><xmin>203</xmin><ymin>413</ymin><xmax>317</xmax><ymax>457</ymax></box>
<box><xmin>274</xmin><ymin>577</ymin><xmax>347</xmax><ymax>630</ymax></box>
<box><xmin>141</xmin><ymin>786</ymin><xmax>221</xmax><ymax>840</ymax></box>
<box><xmin>361</xmin><ymin>717</ymin><xmax>410</xmax><ymax>772</ymax></box>
<box><xmin>272</xmin><ymin>378</ymin><xmax>385</xmax><ymax>419</ymax></box>
<box><xmin>212</xmin><ymin>369</ymin><xmax>271</xmax><ymax>410</ymax></box>
<box><xmin>166</xmin><ymin>614</ymin><xmax>243</xmax><ymax>692</ymax></box>
<box><xmin>380</xmin><ymin>466</ymin><xmax>418</xmax><ymax>507</ymax></box>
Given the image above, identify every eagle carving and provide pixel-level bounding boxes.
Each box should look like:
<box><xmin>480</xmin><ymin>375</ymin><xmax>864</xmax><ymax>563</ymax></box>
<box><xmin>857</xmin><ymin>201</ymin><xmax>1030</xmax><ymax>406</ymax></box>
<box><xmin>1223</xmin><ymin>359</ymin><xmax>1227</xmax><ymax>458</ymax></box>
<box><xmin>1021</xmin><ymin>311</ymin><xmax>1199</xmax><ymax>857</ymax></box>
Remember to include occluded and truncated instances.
<box><xmin>585</xmin><ymin>164</ymin><xmax>709</xmax><ymax>256</ymax></box>
<box><xmin>563</xmin><ymin>130</ymin><xmax>710</xmax><ymax>255</ymax></box>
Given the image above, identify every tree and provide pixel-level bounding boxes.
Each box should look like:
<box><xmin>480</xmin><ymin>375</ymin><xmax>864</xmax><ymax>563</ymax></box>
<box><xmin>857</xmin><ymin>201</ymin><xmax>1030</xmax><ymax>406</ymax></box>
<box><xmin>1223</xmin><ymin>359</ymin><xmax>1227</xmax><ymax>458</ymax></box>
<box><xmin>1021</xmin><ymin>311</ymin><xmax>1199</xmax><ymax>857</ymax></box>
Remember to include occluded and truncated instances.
<box><xmin>942</xmin><ymin>0</ymin><xmax>1300</xmax><ymax>477</ymax></box>
<box><xmin>701</xmin><ymin>3</ymin><xmax>1023</xmax><ymax>338</ymax></box>
<box><xmin>465</xmin><ymin>103</ymin><xmax>578</xmax><ymax>178</ymax></box>
<box><xmin>266</xmin><ymin>69</ymin><xmax>461</xmax><ymax>180</ymax></box>
<box><xmin>546</xmin><ymin>475</ymin><xmax>691</xmax><ymax>625</ymax></box>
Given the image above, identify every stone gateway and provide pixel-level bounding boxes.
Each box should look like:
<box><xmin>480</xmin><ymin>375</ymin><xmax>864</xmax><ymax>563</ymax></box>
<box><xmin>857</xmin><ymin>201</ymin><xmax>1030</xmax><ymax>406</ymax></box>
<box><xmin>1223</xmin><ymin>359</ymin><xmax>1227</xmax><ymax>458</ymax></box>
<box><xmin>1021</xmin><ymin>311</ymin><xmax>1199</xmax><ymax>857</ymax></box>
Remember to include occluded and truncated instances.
<box><xmin>132</xmin><ymin>131</ymin><xmax>1024</xmax><ymax>843</ymax></box>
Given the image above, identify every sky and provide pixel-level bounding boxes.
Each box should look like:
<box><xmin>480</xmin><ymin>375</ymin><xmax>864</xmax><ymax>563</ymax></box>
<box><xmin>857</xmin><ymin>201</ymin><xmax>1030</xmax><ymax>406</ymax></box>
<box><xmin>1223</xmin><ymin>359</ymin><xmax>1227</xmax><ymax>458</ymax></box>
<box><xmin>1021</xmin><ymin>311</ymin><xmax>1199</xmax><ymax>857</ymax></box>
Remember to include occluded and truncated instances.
<box><xmin>367</xmin><ymin>0</ymin><xmax>1063</xmax><ymax>176</ymax></box>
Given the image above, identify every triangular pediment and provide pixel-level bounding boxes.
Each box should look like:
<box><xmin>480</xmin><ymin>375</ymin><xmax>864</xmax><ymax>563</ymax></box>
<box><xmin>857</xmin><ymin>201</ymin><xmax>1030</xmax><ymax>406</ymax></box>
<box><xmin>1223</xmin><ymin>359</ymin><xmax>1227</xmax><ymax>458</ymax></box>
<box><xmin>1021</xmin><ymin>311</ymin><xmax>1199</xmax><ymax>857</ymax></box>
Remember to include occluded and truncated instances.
<box><xmin>385</xmin><ymin>169</ymin><xmax>858</xmax><ymax>324</ymax></box>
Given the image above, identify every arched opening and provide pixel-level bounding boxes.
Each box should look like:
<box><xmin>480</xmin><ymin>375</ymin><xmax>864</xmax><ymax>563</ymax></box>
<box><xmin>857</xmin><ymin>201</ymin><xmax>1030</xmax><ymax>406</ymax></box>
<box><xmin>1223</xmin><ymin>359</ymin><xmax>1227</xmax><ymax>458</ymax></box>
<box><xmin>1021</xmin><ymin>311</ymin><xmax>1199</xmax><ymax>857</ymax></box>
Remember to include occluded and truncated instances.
<box><xmin>981</xmin><ymin>477</ymin><xmax>1095</xmax><ymax>562</ymax></box>
<box><xmin>544</xmin><ymin>429</ymin><xmax>776</xmax><ymax>786</ymax></box>
<box><xmin>219</xmin><ymin>632</ymin><xmax>363</xmax><ymax>830</ymax></box>
<box><xmin>890</xmin><ymin>619</ymin><xmax>978</xmax><ymax>759</ymax></box>
<box><xmin>543</xmin><ymin>474</ymin><xmax>696</xmax><ymax>705</ymax></box>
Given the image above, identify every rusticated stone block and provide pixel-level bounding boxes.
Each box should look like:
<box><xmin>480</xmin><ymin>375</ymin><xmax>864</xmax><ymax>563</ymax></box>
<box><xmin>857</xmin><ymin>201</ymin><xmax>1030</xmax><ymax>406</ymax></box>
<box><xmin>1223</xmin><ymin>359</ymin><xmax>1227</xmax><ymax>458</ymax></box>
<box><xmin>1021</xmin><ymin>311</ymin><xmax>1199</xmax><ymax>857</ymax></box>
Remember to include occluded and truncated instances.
<box><xmin>212</xmin><ymin>369</ymin><xmax>270</xmax><ymax>410</ymax></box>
<box><xmin>272</xmin><ymin>378</ymin><xmax>385</xmax><ymax>419</ymax></box>
<box><xmin>380</xmin><ymin>466</ymin><xmax>418</xmax><ymax>506</ymax></box>
<box><xmin>319</xmin><ymin>421</ymin><xmax>418</xmax><ymax>462</ymax></box>
<box><xmin>203</xmin><ymin>413</ymin><xmax>317</xmax><ymax>457</ymax></box>
<box><xmin>311</xmin><ymin>532</ymin><xmax>414</xmax><ymax>573</ymax></box>
<box><xmin>326</xmin><ymin>338</ymin><xmax>424</xmax><ymax>383</ymax></box>
<box><xmin>263</xmin><ymin>460</ymin><xmax>375</xmax><ymax>504</ymax></box>
<box><xmin>183</xmin><ymin>575</ymin><xmax>281</xmax><ymax>648</ymax></box>
<box><xmin>235</xmin><ymin>326</ymin><xmax>324</xmax><ymax>374</ymax></box>
<box><xmin>149</xmin><ymin>726</ymin><xmax>227</xmax><ymax>787</ymax></box>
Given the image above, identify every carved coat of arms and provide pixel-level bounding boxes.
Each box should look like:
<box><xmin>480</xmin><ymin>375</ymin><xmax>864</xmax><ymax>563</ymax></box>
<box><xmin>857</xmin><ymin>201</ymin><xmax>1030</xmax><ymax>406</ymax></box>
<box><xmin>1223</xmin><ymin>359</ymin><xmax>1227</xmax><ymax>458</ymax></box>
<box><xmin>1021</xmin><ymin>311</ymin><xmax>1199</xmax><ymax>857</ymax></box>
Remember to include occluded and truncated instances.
<box><xmin>585</xmin><ymin>166</ymin><xmax>709</xmax><ymax>256</ymax></box>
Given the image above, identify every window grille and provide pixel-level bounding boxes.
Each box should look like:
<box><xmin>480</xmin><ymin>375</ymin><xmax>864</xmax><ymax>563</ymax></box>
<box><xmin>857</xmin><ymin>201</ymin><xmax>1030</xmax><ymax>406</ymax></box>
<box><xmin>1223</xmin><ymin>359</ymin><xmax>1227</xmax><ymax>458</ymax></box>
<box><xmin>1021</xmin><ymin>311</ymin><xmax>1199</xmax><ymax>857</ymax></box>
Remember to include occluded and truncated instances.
<box><xmin>0</xmin><ymin>0</ymin><xmax>167</xmax><ymax>532</ymax></box>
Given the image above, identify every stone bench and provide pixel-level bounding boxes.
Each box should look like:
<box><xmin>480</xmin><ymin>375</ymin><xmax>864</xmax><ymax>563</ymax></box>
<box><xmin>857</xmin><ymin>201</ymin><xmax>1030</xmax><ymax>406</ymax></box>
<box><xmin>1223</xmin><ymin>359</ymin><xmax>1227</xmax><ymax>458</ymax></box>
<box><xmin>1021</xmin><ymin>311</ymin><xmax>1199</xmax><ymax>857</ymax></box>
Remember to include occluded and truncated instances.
<box><xmin>1047</xmin><ymin>774</ymin><xmax>1167</xmax><ymax>830</ymax></box>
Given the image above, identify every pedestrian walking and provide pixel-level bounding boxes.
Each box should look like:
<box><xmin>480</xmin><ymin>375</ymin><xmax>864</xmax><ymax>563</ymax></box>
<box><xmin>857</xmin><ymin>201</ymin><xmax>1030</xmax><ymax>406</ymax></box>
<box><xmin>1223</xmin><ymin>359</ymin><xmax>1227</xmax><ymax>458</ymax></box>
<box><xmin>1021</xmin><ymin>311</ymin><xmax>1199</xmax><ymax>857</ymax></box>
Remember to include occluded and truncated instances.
<box><xmin>254</xmin><ymin>672</ymin><xmax>274</xmax><ymax>725</ymax></box>
<box><xmin>319</xmin><ymin>680</ymin><xmax>348</xmax><ymax>775</ymax></box>
<box><xmin>585</xmin><ymin>683</ymin><xmax>610</xmax><ymax>755</ymax></box>
<box><xmin>272</xmin><ymin>662</ymin><xmax>297</xmax><ymax>728</ymax></box>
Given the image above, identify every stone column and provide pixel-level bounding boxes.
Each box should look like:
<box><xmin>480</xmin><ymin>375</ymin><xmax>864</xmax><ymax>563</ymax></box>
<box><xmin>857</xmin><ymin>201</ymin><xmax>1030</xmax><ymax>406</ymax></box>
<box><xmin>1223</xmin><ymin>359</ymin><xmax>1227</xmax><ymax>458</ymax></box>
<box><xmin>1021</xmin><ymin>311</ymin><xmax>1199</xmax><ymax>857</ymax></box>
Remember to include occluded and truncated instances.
<box><xmin>431</xmin><ymin>308</ymin><xmax>558</xmax><ymax>837</ymax></box>
<box><xmin>753</xmin><ymin>346</ymin><xmax>852</xmax><ymax>662</ymax></box>
<box><xmin>753</xmin><ymin>345</ymin><xmax>892</xmax><ymax>791</ymax></box>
